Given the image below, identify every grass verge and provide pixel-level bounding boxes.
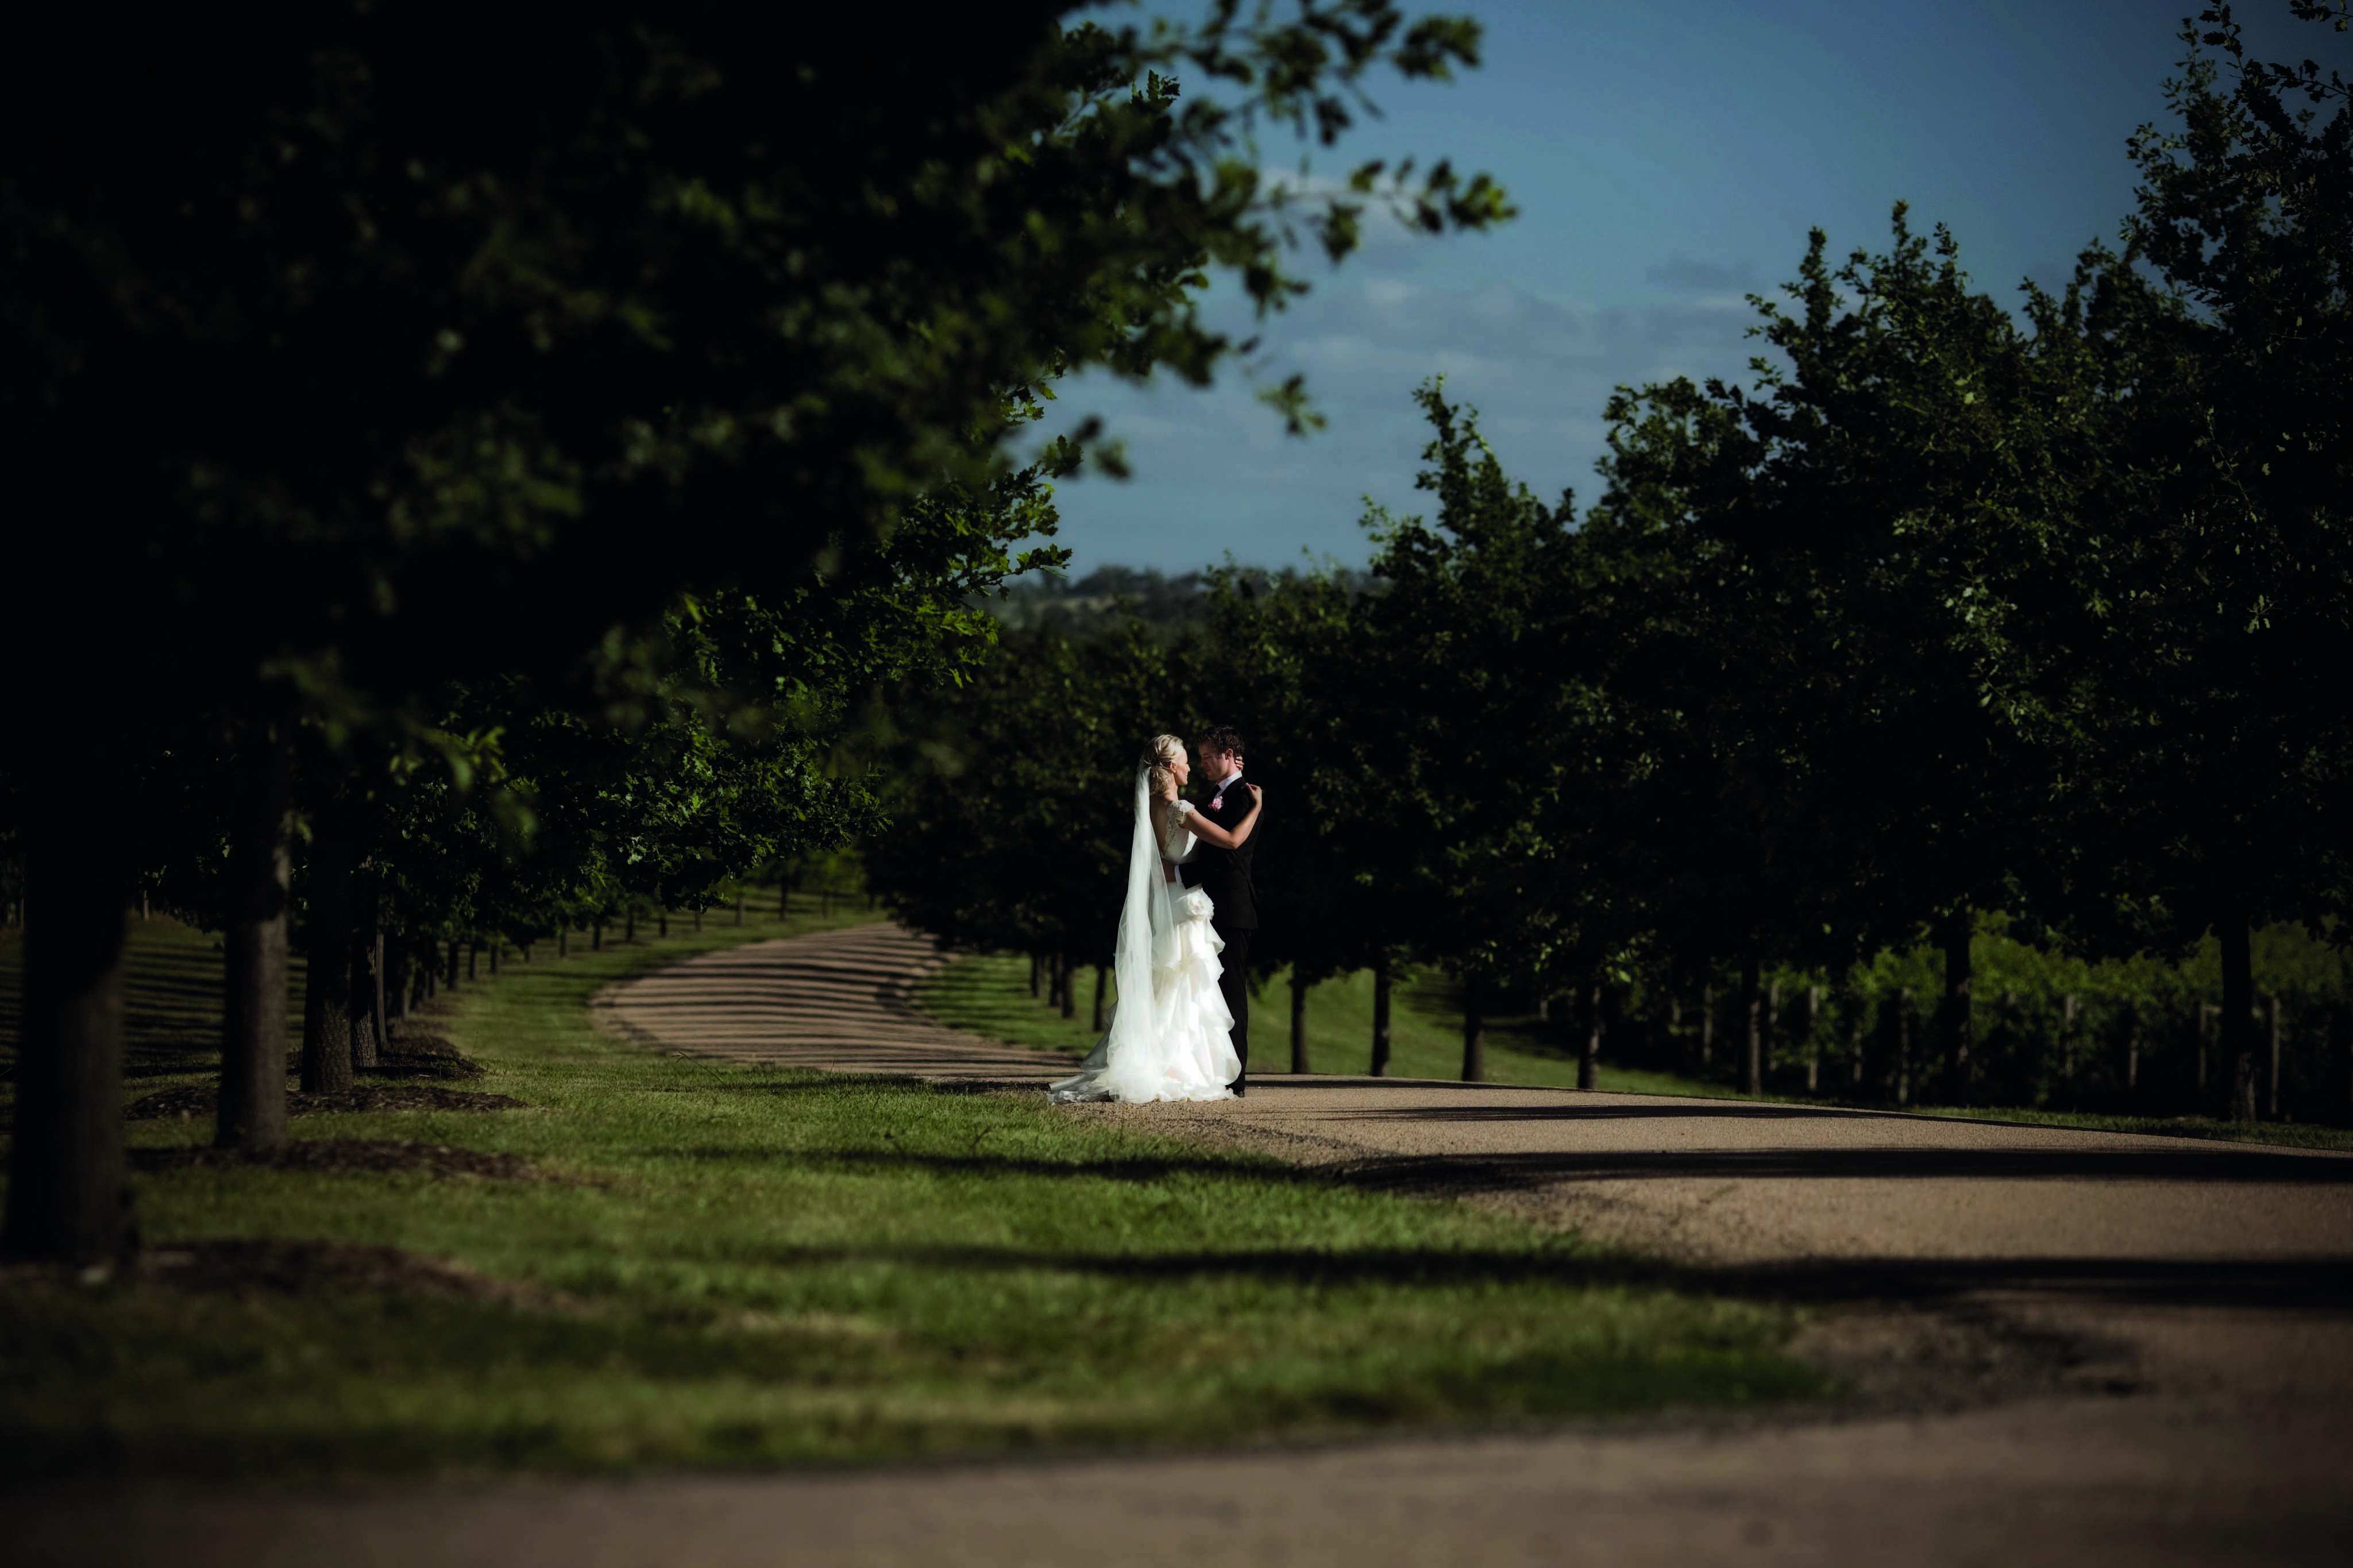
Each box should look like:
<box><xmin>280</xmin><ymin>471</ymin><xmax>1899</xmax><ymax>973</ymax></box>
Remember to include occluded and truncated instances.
<box><xmin>0</xmin><ymin>914</ymin><xmax>1822</xmax><ymax>1480</ymax></box>
<box><xmin>914</xmin><ymin>950</ymin><xmax>2353</xmax><ymax>1153</ymax></box>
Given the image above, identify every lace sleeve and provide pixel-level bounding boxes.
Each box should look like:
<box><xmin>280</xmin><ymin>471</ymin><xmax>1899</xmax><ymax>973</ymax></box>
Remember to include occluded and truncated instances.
<box><xmin>1159</xmin><ymin>798</ymin><xmax>1198</xmax><ymax>863</ymax></box>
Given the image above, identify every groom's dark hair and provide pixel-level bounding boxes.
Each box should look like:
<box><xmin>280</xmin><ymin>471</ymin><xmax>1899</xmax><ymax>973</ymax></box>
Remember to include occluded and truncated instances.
<box><xmin>1195</xmin><ymin>724</ymin><xmax>1244</xmax><ymax>763</ymax></box>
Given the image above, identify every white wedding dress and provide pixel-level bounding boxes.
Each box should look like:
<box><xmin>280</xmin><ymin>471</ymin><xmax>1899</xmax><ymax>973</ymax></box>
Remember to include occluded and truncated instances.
<box><xmin>1047</xmin><ymin>769</ymin><xmax>1239</xmax><ymax>1103</ymax></box>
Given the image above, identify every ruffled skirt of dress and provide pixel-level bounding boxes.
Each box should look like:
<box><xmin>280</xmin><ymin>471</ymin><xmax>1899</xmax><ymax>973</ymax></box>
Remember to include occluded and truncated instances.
<box><xmin>1047</xmin><ymin>885</ymin><xmax>1237</xmax><ymax>1104</ymax></box>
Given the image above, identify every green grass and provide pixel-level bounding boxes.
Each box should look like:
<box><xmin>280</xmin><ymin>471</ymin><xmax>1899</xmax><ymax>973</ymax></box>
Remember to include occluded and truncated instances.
<box><xmin>913</xmin><ymin>950</ymin><xmax>2353</xmax><ymax>1153</ymax></box>
<box><xmin>0</xmin><ymin>912</ymin><xmax>1823</xmax><ymax>1480</ymax></box>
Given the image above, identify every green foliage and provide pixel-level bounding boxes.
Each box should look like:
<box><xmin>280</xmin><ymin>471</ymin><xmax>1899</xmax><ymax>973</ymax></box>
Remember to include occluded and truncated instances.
<box><xmin>3</xmin><ymin>2</ymin><xmax>1509</xmax><ymax>748</ymax></box>
<box><xmin>866</xmin><ymin>623</ymin><xmax>1175</xmax><ymax>963</ymax></box>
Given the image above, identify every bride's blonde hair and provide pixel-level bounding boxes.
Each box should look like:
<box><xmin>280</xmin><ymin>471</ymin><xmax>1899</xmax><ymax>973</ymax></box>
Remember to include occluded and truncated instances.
<box><xmin>1143</xmin><ymin>733</ymin><xmax>1186</xmax><ymax>800</ymax></box>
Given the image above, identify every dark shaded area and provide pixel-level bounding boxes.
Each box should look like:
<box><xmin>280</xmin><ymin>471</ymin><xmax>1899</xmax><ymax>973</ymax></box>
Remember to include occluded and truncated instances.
<box><xmin>1336</xmin><ymin>1146</ymin><xmax>2353</xmax><ymax>1189</ymax></box>
<box><xmin>626</xmin><ymin>1146</ymin><xmax>1297</xmax><ymax>1185</ymax></box>
<box><xmin>125</xmin><ymin>1084</ymin><xmax>523</xmax><ymax>1120</ymax></box>
<box><xmin>1712</xmin><ymin>1254</ymin><xmax>2353</xmax><ymax>1312</ymax></box>
<box><xmin>699</xmin><ymin>1238</ymin><xmax>2353</xmax><ymax>1318</ymax></box>
<box><xmin>0</xmin><ymin>1238</ymin><xmax>570</xmax><ymax>1307</ymax></box>
<box><xmin>128</xmin><ymin>1140</ymin><xmax>548</xmax><ymax>1182</ymax></box>
<box><xmin>1335</xmin><ymin>1101</ymin><xmax>1930</xmax><ymax>1122</ymax></box>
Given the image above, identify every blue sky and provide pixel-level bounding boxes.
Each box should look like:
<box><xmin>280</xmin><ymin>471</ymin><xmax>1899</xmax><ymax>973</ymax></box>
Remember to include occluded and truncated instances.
<box><xmin>1032</xmin><ymin>0</ymin><xmax>2337</xmax><ymax>574</ymax></box>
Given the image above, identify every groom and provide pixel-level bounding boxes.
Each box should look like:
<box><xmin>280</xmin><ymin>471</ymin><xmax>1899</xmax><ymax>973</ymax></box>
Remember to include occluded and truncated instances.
<box><xmin>1181</xmin><ymin>725</ymin><xmax>1259</xmax><ymax>1095</ymax></box>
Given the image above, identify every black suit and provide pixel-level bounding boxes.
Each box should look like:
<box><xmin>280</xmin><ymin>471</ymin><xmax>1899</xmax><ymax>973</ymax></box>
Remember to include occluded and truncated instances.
<box><xmin>1179</xmin><ymin>776</ymin><xmax>1258</xmax><ymax>1091</ymax></box>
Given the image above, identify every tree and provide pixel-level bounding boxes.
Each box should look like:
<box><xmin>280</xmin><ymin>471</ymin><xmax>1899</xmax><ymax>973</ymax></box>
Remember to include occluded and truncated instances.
<box><xmin>2</xmin><ymin>1</ymin><xmax>1507</xmax><ymax>1259</ymax></box>
<box><xmin>1352</xmin><ymin>383</ymin><xmax>1629</xmax><ymax>1080</ymax></box>
<box><xmin>867</xmin><ymin>622</ymin><xmax>1176</xmax><ymax>981</ymax></box>
<box><xmin>1591</xmin><ymin>207</ymin><xmax>2139</xmax><ymax>1096</ymax></box>
<box><xmin>2070</xmin><ymin>7</ymin><xmax>2353</xmax><ymax>1118</ymax></box>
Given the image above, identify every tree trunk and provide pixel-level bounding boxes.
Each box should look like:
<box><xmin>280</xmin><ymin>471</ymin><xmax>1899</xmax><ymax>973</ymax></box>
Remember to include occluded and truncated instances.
<box><xmin>2266</xmin><ymin>994</ymin><xmax>2282</xmax><ymax>1121</ymax></box>
<box><xmin>1804</xmin><ymin>986</ymin><xmax>1822</xmax><ymax>1093</ymax></box>
<box><xmin>371</xmin><ymin>931</ymin><xmax>389</xmax><ymax>1055</ymax></box>
<box><xmin>217</xmin><ymin>727</ymin><xmax>294</xmax><ymax>1152</ymax></box>
<box><xmin>1059</xmin><ymin>952</ymin><xmax>1075</xmax><ymax>1020</ymax></box>
<box><xmin>624</xmin><ymin>906</ymin><xmax>636</xmax><ymax>944</ymax></box>
<box><xmin>659</xmin><ymin>909</ymin><xmax>669</xmax><ymax>939</ymax></box>
<box><xmin>2184</xmin><ymin>1006</ymin><xmax>2202</xmax><ymax>1104</ymax></box>
<box><xmin>348</xmin><ymin>937</ymin><xmax>377</xmax><ymax>1069</ymax></box>
<box><xmin>1289</xmin><ymin>972</ymin><xmax>1309</xmax><ymax>1075</ymax></box>
<box><xmin>1461</xmin><ymin>971</ymin><xmax>1486</xmax><ymax>1082</ymax></box>
<box><xmin>299</xmin><ymin>791</ymin><xmax>355</xmax><ymax>1095</ymax></box>
<box><xmin>2221</xmin><ymin>913</ymin><xmax>2257</xmax><ymax>1121</ymax></box>
<box><xmin>1941</xmin><ymin>906</ymin><xmax>1973</xmax><ymax>1105</ymax></box>
<box><xmin>2060</xmin><ymin>993</ymin><xmax>2079</xmax><ymax>1089</ymax></box>
<box><xmin>1029</xmin><ymin>952</ymin><xmax>1041</xmax><ymax>998</ymax></box>
<box><xmin>1371</xmin><ymin>951</ymin><xmax>1393</xmax><ymax>1077</ymax></box>
<box><xmin>1700</xmin><ymin>983</ymin><xmax>1715</xmax><ymax>1068</ymax></box>
<box><xmin>693</xmin><ymin>907</ymin><xmax>703</xmax><ymax>933</ymax></box>
<box><xmin>1</xmin><ymin>764</ymin><xmax>133</xmax><ymax>1264</ymax></box>
<box><xmin>1740</xmin><ymin>952</ymin><xmax>1762</xmax><ymax>1096</ymax></box>
<box><xmin>1894</xmin><ymin>987</ymin><xmax>1914</xmax><ymax>1105</ymax></box>
<box><xmin>1092</xmin><ymin>965</ymin><xmax>1107</xmax><ymax>1034</ymax></box>
<box><xmin>1577</xmin><ymin>982</ymin><xmax>1601</xmax><ymax>1091</ymax></box>
<box><xmin>348</xmin><ymin>866</ymin><xmax>381</xmax><ymax>1071</ymax></box>
<box><xmin>488</xmin><ymin>939</ymin><xmax>499</xmax><ymax>975</ymax></box>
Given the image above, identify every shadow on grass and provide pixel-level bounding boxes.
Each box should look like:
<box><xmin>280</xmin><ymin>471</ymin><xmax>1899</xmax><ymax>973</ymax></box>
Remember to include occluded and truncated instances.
<box><xmin>709</xmin><ymin>1239</ymin><xmax>2353</xmax><ymax>1314</ymax></box>
<box><xmin>624</xmin><ymin>1146</ymin><xmax>1313</xmax><ymax>1185</ymax></box>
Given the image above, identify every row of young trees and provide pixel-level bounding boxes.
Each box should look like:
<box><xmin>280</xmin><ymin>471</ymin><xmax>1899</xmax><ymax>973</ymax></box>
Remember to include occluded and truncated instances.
<box><xmin>869</xmin><ymin>7</ymin><xmax>2353</xmax><ymax>1121</ymax></box>
<box><xmin>0</xmin><ymin>1</ymin><xmax>1507</xmax><ymax>1263</ymax></box>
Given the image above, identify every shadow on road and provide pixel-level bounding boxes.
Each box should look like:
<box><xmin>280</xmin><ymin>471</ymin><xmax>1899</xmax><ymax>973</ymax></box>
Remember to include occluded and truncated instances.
<box><xmin>1335</xmin><ymin>1103</ymin><xmax>1922</xmax><ymax>1123</ymax></box>
<box><xmin>1337</xmin><ymin>1147</ymin><xmax>2353</xmax><ymax>1188</ymax></box>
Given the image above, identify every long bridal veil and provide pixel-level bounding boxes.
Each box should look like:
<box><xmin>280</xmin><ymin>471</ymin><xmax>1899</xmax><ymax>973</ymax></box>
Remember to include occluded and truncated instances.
<box><xmin>1047</xmin><ymin>763</ymin><xmax>1178</xmax><ymax>1103</ymax></box>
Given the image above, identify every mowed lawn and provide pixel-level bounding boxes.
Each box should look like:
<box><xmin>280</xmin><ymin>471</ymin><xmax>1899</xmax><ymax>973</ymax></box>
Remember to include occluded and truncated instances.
<box><xmin>0</xmin><ymin>912</ymin><xmax>1822</xmax><ymax>1480</ymax></box>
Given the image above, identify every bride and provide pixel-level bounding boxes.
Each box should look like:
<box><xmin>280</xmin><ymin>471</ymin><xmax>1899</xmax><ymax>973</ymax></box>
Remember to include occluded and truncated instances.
<box><xmin>1048</xmin><ymin>734</ymin><xmax>1264</xmax><ymax>1104</ymax></box>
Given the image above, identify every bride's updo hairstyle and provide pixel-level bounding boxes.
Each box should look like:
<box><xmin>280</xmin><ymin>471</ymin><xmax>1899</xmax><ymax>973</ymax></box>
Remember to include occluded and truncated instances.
<box><xmin>1143</xmin><ymin>733</ymin><xmax>1186</xmax><ymax>800</ymax></box>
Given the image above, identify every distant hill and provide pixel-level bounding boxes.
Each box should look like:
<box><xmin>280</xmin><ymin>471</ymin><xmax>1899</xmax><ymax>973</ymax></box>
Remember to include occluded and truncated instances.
<box><xmin>981</xmin><ymin>565</ymin><xmax>1371</xmax><ymax>640</ymax></box>
<box><xmin>980</xmin><ymin>567</ymin><xmax>1208</xmax><ymax>639</ymax></box>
